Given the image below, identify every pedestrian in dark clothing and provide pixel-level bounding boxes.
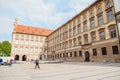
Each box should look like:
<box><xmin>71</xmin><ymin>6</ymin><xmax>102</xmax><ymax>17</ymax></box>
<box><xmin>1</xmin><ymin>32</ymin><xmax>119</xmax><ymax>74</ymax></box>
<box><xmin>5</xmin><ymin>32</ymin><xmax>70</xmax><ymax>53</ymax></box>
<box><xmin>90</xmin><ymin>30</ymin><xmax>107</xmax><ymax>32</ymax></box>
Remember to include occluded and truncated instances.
<box><xmin>35</xmin><ymin>59</ymin><xmax>40</xmax><ymax>69</ymax></box>
<box><xmin>0</xmin><ymin>58</ymin><xmax>3</xmax><ymax>66</ymax></box>
<box><xmin>9</xmin><ymin>59</ymin><xmax>12</xmax><ymax>67</ymax></box>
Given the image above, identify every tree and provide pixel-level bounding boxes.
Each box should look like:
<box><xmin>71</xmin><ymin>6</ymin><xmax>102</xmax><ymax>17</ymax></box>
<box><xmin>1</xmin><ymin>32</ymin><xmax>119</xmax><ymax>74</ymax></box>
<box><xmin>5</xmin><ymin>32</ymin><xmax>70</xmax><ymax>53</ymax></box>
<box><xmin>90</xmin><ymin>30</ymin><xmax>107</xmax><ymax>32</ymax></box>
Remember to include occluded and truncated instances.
<box><xmin>0</xmin><ymin>42</ymin><xmax>2</xmax><ymax>56</ymax></box>
<box><xmin>1</xmin><ymin>41</ymin><xmax>11</xmax><ymax>56</ymax></box>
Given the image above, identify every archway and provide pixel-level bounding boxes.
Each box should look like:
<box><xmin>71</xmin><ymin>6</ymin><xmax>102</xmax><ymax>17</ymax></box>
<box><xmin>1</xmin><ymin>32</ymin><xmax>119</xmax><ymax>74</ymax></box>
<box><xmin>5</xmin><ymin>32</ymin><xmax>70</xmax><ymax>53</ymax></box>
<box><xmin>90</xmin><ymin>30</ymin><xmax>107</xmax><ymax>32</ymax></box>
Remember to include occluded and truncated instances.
<box><xmin>15</xmin><ymin>55</ymin><xmax>19</xmax><ymax>60</ymax></box>
<box><xmin>85</xmin><ymin>51</ymin><xmax>90</xmax><ymax>62</ymax></box>
<box><xmin>22</xmin><ymin>55</ymin><xmax>27</xmax><ymax>61</ymax></box>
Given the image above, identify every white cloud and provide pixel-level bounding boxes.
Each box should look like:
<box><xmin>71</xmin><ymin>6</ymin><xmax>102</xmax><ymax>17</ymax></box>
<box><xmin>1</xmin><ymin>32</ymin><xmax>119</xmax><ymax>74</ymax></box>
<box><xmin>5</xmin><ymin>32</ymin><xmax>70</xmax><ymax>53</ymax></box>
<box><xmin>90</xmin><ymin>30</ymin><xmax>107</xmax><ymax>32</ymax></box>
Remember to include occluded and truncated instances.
<box><xmin>0</xmin><ymin>0</ymin><xmax>95</xmax><ymax>42</ymax></box>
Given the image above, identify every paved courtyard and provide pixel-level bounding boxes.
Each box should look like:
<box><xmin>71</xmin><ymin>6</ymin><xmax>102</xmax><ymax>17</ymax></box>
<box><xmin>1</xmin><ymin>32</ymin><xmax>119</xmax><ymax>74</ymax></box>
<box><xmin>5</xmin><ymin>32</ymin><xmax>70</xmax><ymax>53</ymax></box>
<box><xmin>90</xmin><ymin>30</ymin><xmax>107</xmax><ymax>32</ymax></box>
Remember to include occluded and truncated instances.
<box><xmin>0</xmin><ymin>62</ymin><xmax>120</xmax><ymax>80</ymax></box>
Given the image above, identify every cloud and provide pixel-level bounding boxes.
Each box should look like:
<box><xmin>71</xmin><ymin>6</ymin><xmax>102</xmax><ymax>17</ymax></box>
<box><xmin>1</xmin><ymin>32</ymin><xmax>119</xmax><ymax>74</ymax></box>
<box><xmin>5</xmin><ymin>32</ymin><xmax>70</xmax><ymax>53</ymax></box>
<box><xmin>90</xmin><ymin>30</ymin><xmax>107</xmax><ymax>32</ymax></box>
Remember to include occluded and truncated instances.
<box><xmin>0</xmin><ymin>0</ymin><xmax>95</xmax><ymax>42</ymax></box>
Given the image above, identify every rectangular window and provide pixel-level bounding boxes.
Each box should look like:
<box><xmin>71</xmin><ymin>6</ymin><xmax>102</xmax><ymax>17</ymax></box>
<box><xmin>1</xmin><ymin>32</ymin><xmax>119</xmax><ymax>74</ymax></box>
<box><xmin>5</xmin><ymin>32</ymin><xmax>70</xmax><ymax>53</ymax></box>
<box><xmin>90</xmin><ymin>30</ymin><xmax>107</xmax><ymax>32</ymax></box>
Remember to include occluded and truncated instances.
<box><xmin>90</xmin><ymin>19</ymin><xmax>95</xmax><ymax>29</ymax></box>
<box><xmin>84</xmin><ymin>35</ymin><xmax>88</xmax><ymax>44</ymax></box>
<box><xmin>93</xmin><ymin>48</ymin><xmax>97</xmax><ymax>56</ymax></box>
<box><xmin>110</xmin><ymin>28</ymin><xmax>116</xmax><ymax>38</ymax></box>
<box><xmin>98</xmin><ymin>15</ymin><xmax>103</xmax><ymax>26</ymax></box>
<box><xmin>74</xmin><ymin>52</ymin><xmax>77</xmax><ymax>57</ymax></box>
<box><xmin>73</xmin><ymin>38</ymin><xmax>76</xmax><ymax>47</ymax></box>
<box><xmin>101</xmin><ymin>47</ymin><xmax>107</xmax><ymax>55</ymax></box>
<box><xmin>112</xmin><ymin>46</ymin><xmax>119</xmax><ymax>54</ymax></box>
<box><xmin>79</xmin><ymin>51</ymin><xmax>82</xmax><ymax>56</ymax></box>
<box><xmin>73</xmin><ymin>27</ymin><xmax>76</xmax><ymax>36</ymax></box>
<box><xmin>100</xmin><ymin>31</ymin><xmax>105</xmax><ymax>40</ymax></box>
<box><xmin>69</xmin><ymin>29</ymin><xmax>72</xmax><ymax>37</ymax></box>
<box><xmin>83</xmin><ymin>21</ymin><xmax>88</xmax><ymax>32</ymax></box>
<box><xmin>66</xmin><ymin>53</ymin><xmax>68</xmax><ymax>57</ymax></box>
<box><xmin>78</xmin><ymin>36</ymin><xmax>81</xmax><ymax>45</ymax></box>
<box><xmin>91</xmin><ymin>33</ymin><xmax>96</xmax><ymax>42</ymax></box>
<box><xmin>107</xmin><ymin>10</ymin><xmax>114</xmax><ymax>22</ymax></box>
<box><xmin>78</xmin><ymin>25</ymin><xmax>81</xmax><ymax>34</ymax></box>
<box><xmin>69</xmin><ymin>40</ymin><xmax>72</xmax><ymax>47</ymax></box>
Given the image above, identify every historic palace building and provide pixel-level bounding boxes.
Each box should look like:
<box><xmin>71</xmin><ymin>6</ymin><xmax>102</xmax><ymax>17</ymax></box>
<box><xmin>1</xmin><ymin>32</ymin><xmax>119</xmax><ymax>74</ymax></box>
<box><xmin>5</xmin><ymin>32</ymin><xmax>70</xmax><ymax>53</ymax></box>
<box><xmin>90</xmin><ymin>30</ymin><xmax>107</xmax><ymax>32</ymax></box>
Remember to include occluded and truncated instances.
<box><xmin>47</xmin><ymin>0</ymin><xmax>120</xmax><ymax>62</ymax></box>
<box><xmin>11</xmin><ymin>20</ymin><xmax>53</xmax><ymax>61</ymax></box>
<box><xmin>11</xmin><ymin>0</ymin><xmax>120</xmax><ymax>62</ymax></box>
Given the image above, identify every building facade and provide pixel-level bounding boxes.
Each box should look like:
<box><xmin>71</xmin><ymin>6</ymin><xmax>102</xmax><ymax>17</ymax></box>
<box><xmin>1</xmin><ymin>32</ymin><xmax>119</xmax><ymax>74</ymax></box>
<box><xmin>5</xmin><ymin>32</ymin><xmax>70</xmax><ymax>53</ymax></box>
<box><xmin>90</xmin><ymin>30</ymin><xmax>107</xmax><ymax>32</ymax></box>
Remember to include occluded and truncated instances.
<box><xmin>11</xmin><ymin>22</ymin><xmax>53</xmax><ymax>61</ymax></box>
<box><xmin>47</xmin><ymin>0</ymin><xmax>120</xmax><ymax>62</ymax></box>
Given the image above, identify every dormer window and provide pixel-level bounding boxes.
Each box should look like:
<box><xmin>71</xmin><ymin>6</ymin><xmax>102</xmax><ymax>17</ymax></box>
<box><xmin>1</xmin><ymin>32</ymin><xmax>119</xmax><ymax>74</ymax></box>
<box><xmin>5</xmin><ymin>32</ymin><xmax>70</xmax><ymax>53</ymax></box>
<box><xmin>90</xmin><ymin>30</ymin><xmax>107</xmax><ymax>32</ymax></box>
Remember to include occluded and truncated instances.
<box><xmin>106</xmin><ymin>2</ymin><xmax>111</xmax><ymax>8</ymax></box>
<box><xmin>98</xmin><ymin>8</ymin><xmax>102</xmax><ymax>14</ymax></box>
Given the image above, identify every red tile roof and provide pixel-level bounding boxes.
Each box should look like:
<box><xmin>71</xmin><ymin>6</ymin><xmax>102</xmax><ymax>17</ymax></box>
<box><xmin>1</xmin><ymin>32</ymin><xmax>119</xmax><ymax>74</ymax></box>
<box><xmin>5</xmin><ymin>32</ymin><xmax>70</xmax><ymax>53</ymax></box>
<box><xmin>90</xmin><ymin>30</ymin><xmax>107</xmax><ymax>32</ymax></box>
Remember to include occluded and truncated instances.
<box><xmin>14</xmin><ymin>24</ymin><xmax>54</xmax><ymax>36</ymax></box>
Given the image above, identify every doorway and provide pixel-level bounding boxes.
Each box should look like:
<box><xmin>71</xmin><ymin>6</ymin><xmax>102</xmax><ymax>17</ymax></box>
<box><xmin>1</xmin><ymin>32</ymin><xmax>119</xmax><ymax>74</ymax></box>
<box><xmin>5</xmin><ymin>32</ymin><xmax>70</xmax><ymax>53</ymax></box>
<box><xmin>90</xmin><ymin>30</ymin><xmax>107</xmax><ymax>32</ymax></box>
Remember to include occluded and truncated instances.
<box><xmin>22</xmin><ymin>55</ymin><xmax>27</xmax><ymax>61</ymax></box>
<box><xmin>15</xmin><ymin>55</ymin><xmax>19</xmax><ymax>60</ymax></box>
<box><xmin>85</xmin><ymin>51</ymin><xmax>90</xmax><ymax>62</ymax></box>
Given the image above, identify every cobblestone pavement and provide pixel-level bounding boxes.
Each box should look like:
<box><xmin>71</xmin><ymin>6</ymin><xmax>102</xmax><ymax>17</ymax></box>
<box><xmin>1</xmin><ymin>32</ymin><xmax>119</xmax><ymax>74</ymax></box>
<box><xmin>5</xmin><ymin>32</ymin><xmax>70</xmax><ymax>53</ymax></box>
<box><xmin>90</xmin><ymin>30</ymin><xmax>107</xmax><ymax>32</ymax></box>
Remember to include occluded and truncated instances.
<box><xmin>0</xmin><ymin>62</ymin><xmax>120</xmax><ymax>80</ymax></box>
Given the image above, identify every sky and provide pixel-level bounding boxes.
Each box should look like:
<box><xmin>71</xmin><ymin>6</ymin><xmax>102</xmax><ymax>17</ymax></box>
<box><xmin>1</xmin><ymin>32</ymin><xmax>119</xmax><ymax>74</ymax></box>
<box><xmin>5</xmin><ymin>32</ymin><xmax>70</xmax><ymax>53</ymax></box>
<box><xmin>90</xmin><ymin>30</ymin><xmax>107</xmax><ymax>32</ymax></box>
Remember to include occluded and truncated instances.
<box><xmin>0</xmin><ymin>0</ymin><xmax>95</xmax><ymax>43</ymax></box>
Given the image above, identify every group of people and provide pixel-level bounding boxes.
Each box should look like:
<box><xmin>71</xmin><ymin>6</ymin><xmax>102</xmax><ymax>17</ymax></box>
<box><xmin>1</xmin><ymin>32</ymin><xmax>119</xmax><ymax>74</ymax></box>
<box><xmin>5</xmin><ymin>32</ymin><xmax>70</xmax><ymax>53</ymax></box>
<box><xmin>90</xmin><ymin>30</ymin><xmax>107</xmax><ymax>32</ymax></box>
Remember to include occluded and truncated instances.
<box><xmin>0</xmin><ymin>58</ymin><xmax>40</xmax><ymax>69</ymax></box>
<box><xmin>0</xmin><ymin>58</ymin><xmax>13</xmax><ymax>67</ymax></box>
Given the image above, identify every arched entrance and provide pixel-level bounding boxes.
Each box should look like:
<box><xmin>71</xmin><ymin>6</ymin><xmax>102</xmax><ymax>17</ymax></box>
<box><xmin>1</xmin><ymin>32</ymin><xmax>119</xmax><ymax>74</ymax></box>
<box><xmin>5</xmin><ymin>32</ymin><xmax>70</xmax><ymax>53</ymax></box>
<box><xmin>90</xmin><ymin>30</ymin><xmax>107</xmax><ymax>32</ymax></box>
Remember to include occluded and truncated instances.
<box><xmin>85</xmin><ymin>51</ymin><xmax>90</xmax><ymax>62</ymax></box>
<box><xmin>15</xmin><ymin>55</ymin><xmax>19</xmax><ymax>60</ymax></box>
<box><xmin>22</xmin><ymin>55</ymin><xmax>27</xmax><ymax>61</ymax></box>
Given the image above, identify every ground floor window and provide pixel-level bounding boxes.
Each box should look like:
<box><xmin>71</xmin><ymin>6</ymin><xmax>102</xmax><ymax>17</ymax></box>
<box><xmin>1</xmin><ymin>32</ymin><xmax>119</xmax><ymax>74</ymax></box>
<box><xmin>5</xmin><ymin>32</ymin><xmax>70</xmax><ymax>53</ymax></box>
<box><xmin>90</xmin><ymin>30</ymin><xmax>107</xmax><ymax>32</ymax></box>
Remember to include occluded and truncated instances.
<box><xmin>101</xmin><ymin>47</ymin><xmax>107</xmax><ymax>55</ymax></box>
<box><xmin>66</xmin><ymin>53</ymin><xmax>68</xmax><ymax>57</ymax></box>
<box><xmin>112</xmin><ymin>45</ymin><xmax>119</xmax><ymax>54</ymax></box>
<box><xmin>70</xmin><ymin>52</ymin><xmax>72</xmax><ymax>57</ymax></box>
<box><xmin>93</xmin><ymin>48</ymin><xmax>97</xmax><ymax>56</ymax></box>
<box><xmin>74</xmin><ymin>51</ymin><xmax>77</xmax><ymax>57</ymax></box>
<box><xmin>79</xmin><ymin>51</ymin><xmax>82</xmax><ymax>57</ymax></box>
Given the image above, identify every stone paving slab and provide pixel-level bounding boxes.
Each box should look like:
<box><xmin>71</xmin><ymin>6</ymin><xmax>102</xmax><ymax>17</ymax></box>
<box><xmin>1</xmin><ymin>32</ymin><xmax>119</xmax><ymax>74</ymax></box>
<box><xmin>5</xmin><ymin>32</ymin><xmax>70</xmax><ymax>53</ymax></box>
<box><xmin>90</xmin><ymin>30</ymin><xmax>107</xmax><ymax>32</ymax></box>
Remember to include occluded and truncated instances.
<box><xmin>0</xmin><ymin>62</ymin><xmax>120</xmax><ymax>80</ymax></box>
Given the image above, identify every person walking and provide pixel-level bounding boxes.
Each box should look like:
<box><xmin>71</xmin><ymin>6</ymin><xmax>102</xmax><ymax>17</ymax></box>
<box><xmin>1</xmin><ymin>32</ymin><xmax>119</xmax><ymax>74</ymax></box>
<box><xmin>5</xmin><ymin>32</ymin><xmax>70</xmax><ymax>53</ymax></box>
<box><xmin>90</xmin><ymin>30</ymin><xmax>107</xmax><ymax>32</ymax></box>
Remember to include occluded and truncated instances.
<box><xmin>0</xmin><ymin>58</ymin><xmax>3</xmax><ymax>66</ymax></box>
<box><xmin>9</xmin><ymin>59</ymin><xmax>12</xmax><ymax>67</ymax></box>
<box><xmin>35</xmin><ymin>59</ymin><xmax>40</xmax><ymax>69</ymax></box>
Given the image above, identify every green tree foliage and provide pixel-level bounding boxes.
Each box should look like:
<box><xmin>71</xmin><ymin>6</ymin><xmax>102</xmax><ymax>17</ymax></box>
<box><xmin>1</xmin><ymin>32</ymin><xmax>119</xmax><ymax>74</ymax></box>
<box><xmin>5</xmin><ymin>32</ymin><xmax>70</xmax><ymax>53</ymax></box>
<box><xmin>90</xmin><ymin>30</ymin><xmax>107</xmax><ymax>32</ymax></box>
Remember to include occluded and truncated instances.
<box><xmin>0</xmin><ymin>42</ymin><xmax>2</xmax><ymax>53</ymax></box>
<box><xmin>0</xmin><ymin>41</ymin><xmax>11</xmax><ymax>56</ymax></box>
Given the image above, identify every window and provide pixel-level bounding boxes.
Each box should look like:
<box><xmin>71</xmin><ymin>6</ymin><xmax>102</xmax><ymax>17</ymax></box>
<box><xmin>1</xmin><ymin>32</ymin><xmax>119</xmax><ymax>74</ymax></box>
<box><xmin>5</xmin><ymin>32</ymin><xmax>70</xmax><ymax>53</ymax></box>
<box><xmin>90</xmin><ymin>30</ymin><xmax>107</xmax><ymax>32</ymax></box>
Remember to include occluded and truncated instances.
<box><xmin>78</xmin><ymin>17</ymin><xmax>81</xmax><ymax>24</ymax></box>
<box><xmin>35</xmin><ymin>48</ymin><xmax>38</xmax><ymax>52</ymax></box>
<box><xmin>84</xmin><ymin>35</ymin><xmax>88</xmax><ymax>44</ymax></box>
<box><xmin>74</xmin><ymin>52</ymin><xmax>77</xmax><ymax>57</ymax></box>
<box><xmin>109</xmin><ymin>28</ymin><xmax>116</xmax><ymax>38</ymax></box>
<box><xmin>91</xmin><ymin>33</ymin><xmax>96</xmax><ymax>42</ymax></box>
<box><xmin>98</xmin><ymin>8</ymin><xmax>102</xmax><ymax>14</ymax></box>
<box><xmin>73</xmin><ymin>38</ymin><xmax>77</xmax><ymax>47</ymax></box>
<box><xmin>73</xmin><ymin>21</ymin><xmax>76</xmax><ymax>27</ymax></box>
<box><xmin>106</xmin><ymin>2</ymin><xmax>111</xmax><ymax>8</ymax></box>
<box><xmin>112</xmin><ymin>46</ymin><xmax>119</xmax><ymax>54</ymax></box>
<box><xmin>107</xmin><ymin>10</ymin><xmax>114</xmax><ymax>22</ymax></box>
<box><xmin>90</xmin><ymin>12</ymin><xmax>94</xmax><ymax>17</ymax></box>
<box><xmin>14</xmin><ymin>47</ymin><xmax>17</xmax><ymax>51</ymax></box>
<box><xmin>100</xmin><ymin>31</ymin><xmax>105</xmax><ymax>40</ymax></box>
<box><xmin>70</xmin><ymin>52</ymin><xmax>72</xmax><ymax>57</ymax></box>
<box><xmin>78</xmin><ymin>36</ymin><xmax>81</xmax><ymax>45</ymax></box>
<box><xmin>66</xmin><ymin>53</ymin><xmax>68</xmax><ymax>57</ymax></box>
<box><xmin>25</xmin><ymin>47</ymin><xmax>28</xmax><ymax>52</ymax></box>
<box><xmin>73</xmin><ymin>27</ymin><xmax>76</xmax><ymax>36</ymax></box>
<box><xmin>15</xmin><ymin>40</ymin><xmax>19</xmax><ymax>44</ymax></box>
<box><xmin>60</xmin><ymin>54</ymin><xmax>62</xmax><ymax>57</ymax></box>
<box><xmin>69</xmin><ymin>29</ymin><xmax>72</xmax><ymax>37</ymax></box>
<box><xmin>93</xmin><ymin>48</ymin><xmax>97</xmax><ymax>56</ymax></box>
<box><xmin>79</xmin><ymin>51</ymin><xmax>82</xmax><ymax>56</ymax></box>
<box><xmin>98</xmin><ymin>15</ymin><xmax>103</xmax><ymax>26</ymax></box>
<box><xmin>101</xmin><ymin>47</ymin><xmax>107</xmax><ymax>55</ymax></box>
<box><xmin>20</xmin><ymin>47</ymin><xmax>23</xmax><ymax>52</ymax></box>
<box><xmin>69</xmin><ymin>40</ymin><xmax>72</xmax><ymax>47</ymax></box>
<box><xmin>83</xmin><ymin>21</ymin><xmax>88</xmax><ymax>32</ymax></box>
<box><xmin>30</xmin><ymin>47</ymin><xmax>33</xmax><ymax>52</ymax></box>
<box><xmin>90</xmin><ymin>19</ymin><xmax>95</xmax><ymax>29</ymax></box>
<box><xmin>78</xmin><ymin>25</ymin><xmax>81</xmax><ymax>34</ymax></box>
